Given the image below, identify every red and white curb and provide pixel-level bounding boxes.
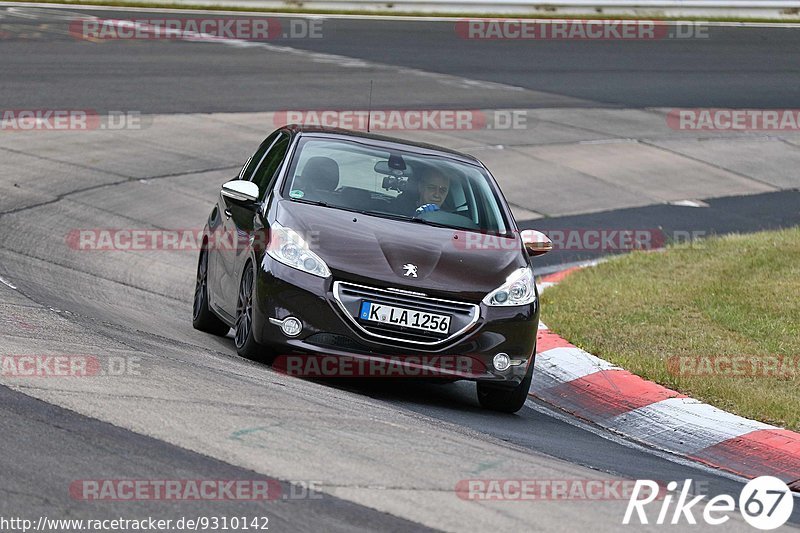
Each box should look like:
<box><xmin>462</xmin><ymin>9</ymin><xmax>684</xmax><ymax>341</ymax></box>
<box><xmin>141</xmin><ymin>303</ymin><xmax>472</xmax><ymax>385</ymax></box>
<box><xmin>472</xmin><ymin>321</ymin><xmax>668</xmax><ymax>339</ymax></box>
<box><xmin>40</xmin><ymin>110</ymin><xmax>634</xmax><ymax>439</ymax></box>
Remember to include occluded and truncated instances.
<box><xmin>531</xmin><ymin>267</ymin><xmax>800</xmax><ymax>490</ymax></box>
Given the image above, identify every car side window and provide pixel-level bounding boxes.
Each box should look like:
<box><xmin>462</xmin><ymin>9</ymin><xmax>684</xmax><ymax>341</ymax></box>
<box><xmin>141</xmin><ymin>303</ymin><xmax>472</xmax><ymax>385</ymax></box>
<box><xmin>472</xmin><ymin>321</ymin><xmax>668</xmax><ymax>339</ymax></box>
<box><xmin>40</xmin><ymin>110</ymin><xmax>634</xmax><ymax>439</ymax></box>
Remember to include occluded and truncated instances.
<box><xmin>251</xmin><ymin>132</ymin><xmax>290</xmax><ymax>198</ymax></box>
<box><xmin>240</xmin><ymin>132</ymin><xmax>279</xmax><ymax>181</ymax></box>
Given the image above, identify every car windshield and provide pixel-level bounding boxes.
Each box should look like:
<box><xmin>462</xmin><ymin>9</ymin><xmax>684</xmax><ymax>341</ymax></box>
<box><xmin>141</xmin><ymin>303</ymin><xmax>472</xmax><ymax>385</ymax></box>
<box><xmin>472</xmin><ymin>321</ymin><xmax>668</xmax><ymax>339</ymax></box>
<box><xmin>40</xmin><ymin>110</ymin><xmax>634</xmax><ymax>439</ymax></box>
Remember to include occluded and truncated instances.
<box><xmin>282</xmin><ymin>137</ymin><xmax>509</xmax><ymax>234</ymax></box>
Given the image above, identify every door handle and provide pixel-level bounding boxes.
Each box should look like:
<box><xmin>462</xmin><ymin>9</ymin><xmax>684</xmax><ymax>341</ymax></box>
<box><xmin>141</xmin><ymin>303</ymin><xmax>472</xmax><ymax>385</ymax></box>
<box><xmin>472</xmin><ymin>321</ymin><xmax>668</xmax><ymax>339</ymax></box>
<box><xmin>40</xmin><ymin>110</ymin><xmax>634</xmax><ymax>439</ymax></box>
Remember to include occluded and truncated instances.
<box><xmin>224</xmin><ymin>209</ymin><xmax>232</xmax><ymax>219</ymax></box>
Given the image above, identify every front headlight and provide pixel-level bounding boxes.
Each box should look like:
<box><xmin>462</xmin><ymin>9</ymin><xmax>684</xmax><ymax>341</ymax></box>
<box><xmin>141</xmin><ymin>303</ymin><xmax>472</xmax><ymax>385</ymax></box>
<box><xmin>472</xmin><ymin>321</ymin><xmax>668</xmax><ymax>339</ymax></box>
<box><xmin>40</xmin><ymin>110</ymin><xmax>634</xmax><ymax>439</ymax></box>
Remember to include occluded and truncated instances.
<box><xmin>483</xmin><ymin>267</ymin><xmax>536</xmax><ymax>306</ymax></box>
<box><xmin>267</xmin><ymin>222</ymin><xmax>331</xmax><ymax>278</ymax></box>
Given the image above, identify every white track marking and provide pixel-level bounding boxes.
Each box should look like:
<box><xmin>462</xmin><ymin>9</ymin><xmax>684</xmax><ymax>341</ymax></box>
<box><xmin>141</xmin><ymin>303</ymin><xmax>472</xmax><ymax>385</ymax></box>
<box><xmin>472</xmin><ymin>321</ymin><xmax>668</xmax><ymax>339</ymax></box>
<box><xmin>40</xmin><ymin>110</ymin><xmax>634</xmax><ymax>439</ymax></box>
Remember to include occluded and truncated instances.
<box><xmin>537</xmin><ymin>281</ymin><xmax>556</xmax><ymax>291</ymax></box>
<box><xmin>0</xmin><ymin>275</ymin><xmax>18</xmax><ymax>290</ymax></box>
<box><xmin>605</xmin><ymin>397</ymin><xmax>777</xmax><ymax>455</ymax></box>
<box><xmin>5</xmin><ymin>5</ymin><xmax>89</xmax><ymax>18</ymax></box>
<box><xmin>524</xmin><ymin>398</ymin><xmax>756</xmax><ymax>484</ymax></box>
<box><xmin>669</xmin><ymin>199</ymin><xmax>710</xmax><ymax>207</ymax></box>
<box><xmin>536</xmin><ymin>346</ymin><xmax>621</xmax><ymax>382</ymax></box>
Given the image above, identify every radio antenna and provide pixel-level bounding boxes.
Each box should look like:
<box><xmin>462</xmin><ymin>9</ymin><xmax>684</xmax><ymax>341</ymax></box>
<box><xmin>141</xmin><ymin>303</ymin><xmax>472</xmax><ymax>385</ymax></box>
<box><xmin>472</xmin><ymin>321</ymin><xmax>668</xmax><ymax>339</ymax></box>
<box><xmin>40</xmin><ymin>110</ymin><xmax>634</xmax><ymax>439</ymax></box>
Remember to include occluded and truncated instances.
<box><xmin>367</xmin><ymin>80</ymin><xmax>374</xmax><ymax>133</ymax></box>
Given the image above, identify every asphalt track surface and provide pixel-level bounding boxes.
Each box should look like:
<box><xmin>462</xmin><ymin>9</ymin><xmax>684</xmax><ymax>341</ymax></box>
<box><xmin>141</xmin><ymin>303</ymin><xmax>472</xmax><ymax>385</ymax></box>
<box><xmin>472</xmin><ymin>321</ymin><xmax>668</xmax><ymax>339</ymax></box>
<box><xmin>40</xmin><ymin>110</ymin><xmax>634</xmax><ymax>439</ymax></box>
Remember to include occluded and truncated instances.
<box><xmin>1</xmin><ymin>5</ymin><xmax>799</xmax><ymax>531</ymax></box>
<box><xmin>525</xmin><ymin>189</ymin><xmax>800</xmax><ymax>268</ymax></box>
<box><xmin>2</xmin><ymin>6</ymin><xmax>800</xmax><ymax>112</ymax></box>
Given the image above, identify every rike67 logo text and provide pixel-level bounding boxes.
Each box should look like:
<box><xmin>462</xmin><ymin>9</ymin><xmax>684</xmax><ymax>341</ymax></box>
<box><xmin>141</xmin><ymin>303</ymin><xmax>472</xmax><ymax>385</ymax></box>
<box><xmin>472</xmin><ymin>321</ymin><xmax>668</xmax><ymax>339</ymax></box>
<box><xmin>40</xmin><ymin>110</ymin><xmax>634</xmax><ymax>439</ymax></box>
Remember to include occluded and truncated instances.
<box><xmin>624</xmin><ymin>477</ymin><xmax>793</xmax><ymax>530</ymax></box>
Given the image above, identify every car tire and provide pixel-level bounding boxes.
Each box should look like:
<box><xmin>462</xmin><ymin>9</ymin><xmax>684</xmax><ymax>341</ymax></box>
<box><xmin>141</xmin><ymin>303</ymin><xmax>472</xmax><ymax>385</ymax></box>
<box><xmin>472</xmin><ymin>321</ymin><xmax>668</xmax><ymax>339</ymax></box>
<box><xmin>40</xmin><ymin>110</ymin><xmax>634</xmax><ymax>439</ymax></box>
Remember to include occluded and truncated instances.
<box><xmin>476</xmin><ymin>361</ymin><xmax>533</xmax><ymax>414</ymax></box>
<box><xmin>192</xmin><ymin>247</ymin><xmax>230</xmax><ymax>336</ymax></box>
<box><xmin>234</xmin><ymin>261</ymin><xmax>272</xmax><ymax>361</ymax></box>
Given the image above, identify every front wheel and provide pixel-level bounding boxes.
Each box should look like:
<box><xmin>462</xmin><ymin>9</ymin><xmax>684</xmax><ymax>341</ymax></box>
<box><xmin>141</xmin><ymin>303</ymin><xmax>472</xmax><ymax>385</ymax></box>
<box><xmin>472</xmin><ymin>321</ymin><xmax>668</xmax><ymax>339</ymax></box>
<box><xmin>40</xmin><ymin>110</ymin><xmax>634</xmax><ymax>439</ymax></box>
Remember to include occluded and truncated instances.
<box><xmin>234</xmin><ymin>262</ymin><xmax>271</xmax><ymax>361</ymax></box>
<box><xmin>476</xmin><ymin>362</ymin><xmax>534</xmax><ymax>413</ymax></box>
<box><xmin>192</xmin><ymin>248</ymin><xmax>230</xmax><ymax>336</ymax></box>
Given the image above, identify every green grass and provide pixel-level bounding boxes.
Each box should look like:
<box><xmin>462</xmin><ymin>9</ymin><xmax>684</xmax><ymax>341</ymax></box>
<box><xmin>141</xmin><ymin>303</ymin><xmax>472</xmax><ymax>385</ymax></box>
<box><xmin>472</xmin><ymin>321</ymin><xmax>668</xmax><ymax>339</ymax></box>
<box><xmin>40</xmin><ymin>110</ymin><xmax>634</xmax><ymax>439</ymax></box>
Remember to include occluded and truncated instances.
<box><xmin>7</xmin><ymin>0</ymin><xmax>800</xmax><ymax>23</ymax></box>
<box><xmin>541</xmin><ymin>227</ymin><xmax>800</xmax><ymax>431</ymax></box>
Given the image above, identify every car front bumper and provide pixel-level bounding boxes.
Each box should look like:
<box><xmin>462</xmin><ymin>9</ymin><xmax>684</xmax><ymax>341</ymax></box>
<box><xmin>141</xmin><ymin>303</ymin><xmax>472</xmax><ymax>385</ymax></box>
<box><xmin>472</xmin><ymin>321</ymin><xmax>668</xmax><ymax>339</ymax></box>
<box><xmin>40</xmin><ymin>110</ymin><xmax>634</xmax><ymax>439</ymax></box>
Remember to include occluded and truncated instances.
<box><xmin>253</xmin><ymin>258</ymin><xmax>539</xmax><ymax>386</ymax></box>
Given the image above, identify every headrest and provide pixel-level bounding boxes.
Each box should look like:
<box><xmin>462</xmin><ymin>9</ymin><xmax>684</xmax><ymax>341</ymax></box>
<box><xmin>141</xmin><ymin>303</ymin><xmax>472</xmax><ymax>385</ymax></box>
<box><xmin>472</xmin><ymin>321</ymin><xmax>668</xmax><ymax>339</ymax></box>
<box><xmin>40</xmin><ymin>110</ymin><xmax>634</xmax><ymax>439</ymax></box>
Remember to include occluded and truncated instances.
<box><xmin>302</xmin><ymin>156</ymin><xmax>339</xmax><ymax>192</ymax></box>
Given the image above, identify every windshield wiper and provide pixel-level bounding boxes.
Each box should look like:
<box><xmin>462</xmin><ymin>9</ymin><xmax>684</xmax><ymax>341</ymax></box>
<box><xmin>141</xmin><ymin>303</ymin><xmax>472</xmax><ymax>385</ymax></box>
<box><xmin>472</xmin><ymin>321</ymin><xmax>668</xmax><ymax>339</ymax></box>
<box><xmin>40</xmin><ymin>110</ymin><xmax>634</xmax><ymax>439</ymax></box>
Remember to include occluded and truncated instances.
<box><xmin>291</xmin><ymin>198</ymin><xmax>382</xmax><ymax>218</ymax></box>
<box><xmin>408</xmin><ymin>216</ymin><xmax>455</xmax><ymax>230</ymax></box>
<box><xmin>370</xmin><ymin>211</ymin><xmax>413</xmax><ymax>222</ymax></box>
<box><xmin>290</xmin><ymin>198</ymin><xmax>331</xmax><ymax>208</ymax></box>
<box><xmin>359</xmin><ymin>210</ymin><xmax>456</xmax><ymax>230</ymax></box>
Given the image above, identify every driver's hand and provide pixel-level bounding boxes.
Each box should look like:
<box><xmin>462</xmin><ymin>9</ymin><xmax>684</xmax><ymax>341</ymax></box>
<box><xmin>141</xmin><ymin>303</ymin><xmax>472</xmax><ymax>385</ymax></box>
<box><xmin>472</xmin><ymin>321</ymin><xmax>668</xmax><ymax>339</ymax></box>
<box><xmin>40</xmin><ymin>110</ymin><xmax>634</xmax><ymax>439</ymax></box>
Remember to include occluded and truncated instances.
<box><xmin>415</xmin><ymin>203</ymin><xmax>440</xmax><ymax>214</ymax></box>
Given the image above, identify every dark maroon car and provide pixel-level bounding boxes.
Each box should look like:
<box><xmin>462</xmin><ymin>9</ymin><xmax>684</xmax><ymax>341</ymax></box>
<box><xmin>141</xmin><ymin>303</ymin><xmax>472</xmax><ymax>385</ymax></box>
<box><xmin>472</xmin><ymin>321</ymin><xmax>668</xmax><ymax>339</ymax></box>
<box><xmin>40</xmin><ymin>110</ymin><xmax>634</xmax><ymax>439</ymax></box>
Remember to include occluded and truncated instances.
<box><xmin>192</xmin><ymin>125</ymin><xmax>551</xmax><ymax>412</ymax></box>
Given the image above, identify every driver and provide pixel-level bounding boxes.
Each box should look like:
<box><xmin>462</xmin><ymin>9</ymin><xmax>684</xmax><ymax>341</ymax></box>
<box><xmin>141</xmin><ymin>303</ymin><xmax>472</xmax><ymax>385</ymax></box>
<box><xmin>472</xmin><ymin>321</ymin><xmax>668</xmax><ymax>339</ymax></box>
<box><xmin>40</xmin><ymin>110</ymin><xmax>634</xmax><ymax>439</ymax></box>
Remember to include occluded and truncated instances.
<box><xmin>415</xmin><ymin>168</ymin><xmax>450</xmax><ymax>214</ymax></box>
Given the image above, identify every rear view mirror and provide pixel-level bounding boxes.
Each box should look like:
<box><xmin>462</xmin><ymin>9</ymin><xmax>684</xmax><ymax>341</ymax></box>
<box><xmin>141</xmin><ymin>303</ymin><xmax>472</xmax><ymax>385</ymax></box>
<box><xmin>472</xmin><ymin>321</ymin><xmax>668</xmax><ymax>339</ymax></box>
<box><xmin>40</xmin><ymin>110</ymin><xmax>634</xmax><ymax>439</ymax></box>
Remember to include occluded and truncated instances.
<box><xmin>374</xmin><ymin>160</ymin><xmax>412</xmax><ymax>177</ymax></box>
<box><xmin>520</xmin><ymin>230</ymin><xmax>552</xmax><ymax>257</ymax></box>
<box><xmin>221</xmin><ymin>180</ymin><xmax>259</xmax><ymax>204</ymax></box>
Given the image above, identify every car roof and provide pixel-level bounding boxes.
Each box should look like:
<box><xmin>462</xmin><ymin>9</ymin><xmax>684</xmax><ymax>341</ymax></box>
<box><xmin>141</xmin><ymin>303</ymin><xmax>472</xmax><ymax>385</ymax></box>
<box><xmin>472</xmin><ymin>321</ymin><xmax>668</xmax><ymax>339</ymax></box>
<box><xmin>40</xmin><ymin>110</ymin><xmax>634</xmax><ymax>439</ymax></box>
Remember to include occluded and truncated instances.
<box><xmin>281</xmin><ymin>124</ymin><xmax>484</xmax><ymax>167</ymax></box>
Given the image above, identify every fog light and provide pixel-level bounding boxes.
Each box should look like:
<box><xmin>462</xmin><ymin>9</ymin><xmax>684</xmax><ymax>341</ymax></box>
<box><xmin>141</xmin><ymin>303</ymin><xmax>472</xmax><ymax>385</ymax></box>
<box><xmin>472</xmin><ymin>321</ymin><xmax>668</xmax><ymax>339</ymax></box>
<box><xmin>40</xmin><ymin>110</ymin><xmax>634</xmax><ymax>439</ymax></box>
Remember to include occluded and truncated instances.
<box><xmin>493</xmin><ymin>353</ymin><xmax>511</xmax><ymax>371</ymax></box>
<box><xmin>280</xmin><ymin>316</ymin><xmax>302</xmax><ymax>337</ymax></box>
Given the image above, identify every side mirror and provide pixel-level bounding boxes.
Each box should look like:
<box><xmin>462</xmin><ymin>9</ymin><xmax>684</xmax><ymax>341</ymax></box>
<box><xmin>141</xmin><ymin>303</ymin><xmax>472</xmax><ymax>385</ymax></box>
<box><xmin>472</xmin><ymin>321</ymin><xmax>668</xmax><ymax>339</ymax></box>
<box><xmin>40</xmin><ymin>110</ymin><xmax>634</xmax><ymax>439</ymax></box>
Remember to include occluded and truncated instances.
<box><xmin>221</xmin><ymin>180</ymin><xmax>260</xmax><ymax>204</ymax></box>
<box><xmin>521</xmin><ymin>230</ymin><xmax>552</xmax><ymax>257</ymax></box>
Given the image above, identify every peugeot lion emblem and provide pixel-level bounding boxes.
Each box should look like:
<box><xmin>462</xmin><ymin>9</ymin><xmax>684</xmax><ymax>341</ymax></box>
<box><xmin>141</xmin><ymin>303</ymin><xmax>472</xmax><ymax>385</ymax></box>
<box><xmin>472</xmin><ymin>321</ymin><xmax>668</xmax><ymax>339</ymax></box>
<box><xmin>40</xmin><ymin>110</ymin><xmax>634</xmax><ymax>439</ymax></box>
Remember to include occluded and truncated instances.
<box><xmin>402</xmin><ymin>263</ymin><xmax>418</xmax><ymax>277</ymax></box>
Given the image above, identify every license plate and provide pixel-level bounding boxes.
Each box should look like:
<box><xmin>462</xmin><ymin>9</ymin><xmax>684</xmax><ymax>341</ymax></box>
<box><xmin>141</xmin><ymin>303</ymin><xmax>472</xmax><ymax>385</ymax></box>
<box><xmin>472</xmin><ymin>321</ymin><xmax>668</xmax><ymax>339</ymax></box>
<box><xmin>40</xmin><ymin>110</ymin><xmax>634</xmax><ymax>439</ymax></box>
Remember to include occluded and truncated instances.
<box><xmin>359</xmin><ymin>301</ymin><xmax>451</xmax><ymax>334</ymax></box>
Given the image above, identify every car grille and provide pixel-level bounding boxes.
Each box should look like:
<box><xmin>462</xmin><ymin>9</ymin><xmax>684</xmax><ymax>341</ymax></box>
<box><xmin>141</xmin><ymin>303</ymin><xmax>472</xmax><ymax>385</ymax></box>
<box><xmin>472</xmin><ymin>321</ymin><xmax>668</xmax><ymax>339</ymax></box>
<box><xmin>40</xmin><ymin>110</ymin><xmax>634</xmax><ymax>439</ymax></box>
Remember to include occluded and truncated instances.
<box><xmin>332</xmin><ymin>281</ymin><xmax>480</xmax><ymax>346</ymax></box>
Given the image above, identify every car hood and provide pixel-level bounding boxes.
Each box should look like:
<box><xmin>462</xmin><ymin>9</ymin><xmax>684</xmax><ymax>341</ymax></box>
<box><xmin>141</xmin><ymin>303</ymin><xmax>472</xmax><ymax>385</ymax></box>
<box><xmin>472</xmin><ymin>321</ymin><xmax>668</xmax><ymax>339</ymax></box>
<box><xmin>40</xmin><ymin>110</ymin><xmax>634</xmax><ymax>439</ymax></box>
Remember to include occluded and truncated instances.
<box><xmin>275</xmin><ymin>200</ymin><xmax>527</xmax><ymax>301</ymax></box>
